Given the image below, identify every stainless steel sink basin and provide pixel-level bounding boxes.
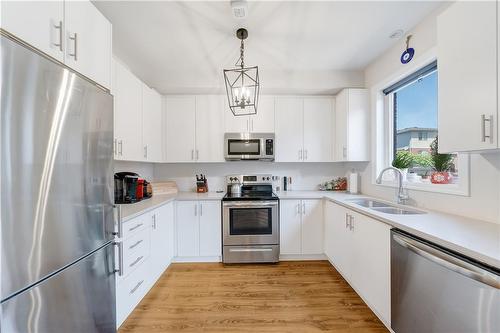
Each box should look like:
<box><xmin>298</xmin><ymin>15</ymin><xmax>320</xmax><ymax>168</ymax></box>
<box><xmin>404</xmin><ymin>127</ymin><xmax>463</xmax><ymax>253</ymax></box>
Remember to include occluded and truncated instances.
<box><xmin>346</xmin><ymin>198</ymin><xmax>390</xmax><ymax>208</ymax></box>
<box><xmin>371</xmin><ymin>206</ymin><xmax>425</xmax><ymax>215</ymax></box>
<box><xmin>346</xmin><ymin>198</ymin><xmax>426</xmax><ymax>215</ymax></box>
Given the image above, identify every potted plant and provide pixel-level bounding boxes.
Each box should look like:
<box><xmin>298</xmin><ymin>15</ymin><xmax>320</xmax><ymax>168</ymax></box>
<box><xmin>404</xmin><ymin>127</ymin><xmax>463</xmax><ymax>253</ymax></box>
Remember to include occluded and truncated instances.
<box><xmin>392</xmin><ymin>151</ymin><xmax>413</xmax><ymax>181</ymax></box>
<box><xmin>430</xmin><ymin>137</ymin><xmax>454</xmax><ymax>184</ymax></box>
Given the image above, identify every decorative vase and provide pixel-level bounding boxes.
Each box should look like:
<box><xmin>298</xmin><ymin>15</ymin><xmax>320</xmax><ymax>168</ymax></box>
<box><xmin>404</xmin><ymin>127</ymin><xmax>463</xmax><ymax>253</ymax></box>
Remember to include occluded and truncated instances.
<box><xmin>430</xmin><ymin>171</ymin><xmax>452</xmax><ymax>184</ymax></box>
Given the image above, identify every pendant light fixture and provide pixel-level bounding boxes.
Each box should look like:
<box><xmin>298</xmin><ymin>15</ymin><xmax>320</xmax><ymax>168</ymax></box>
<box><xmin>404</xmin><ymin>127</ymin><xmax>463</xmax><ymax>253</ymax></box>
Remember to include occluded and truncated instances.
<box><xmin>223</xmin><ymin>28</ymin><xmax>260</xmax><ymax>116</ymax></box>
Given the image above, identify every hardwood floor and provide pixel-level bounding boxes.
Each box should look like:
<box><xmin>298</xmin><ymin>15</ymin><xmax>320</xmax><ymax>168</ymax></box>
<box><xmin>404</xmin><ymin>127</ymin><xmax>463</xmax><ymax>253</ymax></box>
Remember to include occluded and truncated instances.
<box><xmin>119</xmin><ymin>261</ymin><xmax>388</xmax><ymax>332</ymax></box>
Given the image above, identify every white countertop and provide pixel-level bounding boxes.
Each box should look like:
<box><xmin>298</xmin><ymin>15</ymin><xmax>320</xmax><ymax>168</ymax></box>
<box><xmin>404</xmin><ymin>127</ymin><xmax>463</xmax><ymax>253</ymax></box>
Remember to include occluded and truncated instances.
<box><xmin>119</xmin><ymin>191</ymin><xmax>225</xmax><ymax>222</ymax></box>
<box><xmin>119</xmin><ymin>190</ymin><xmax>500</xmax><ymax>269</ymax></box>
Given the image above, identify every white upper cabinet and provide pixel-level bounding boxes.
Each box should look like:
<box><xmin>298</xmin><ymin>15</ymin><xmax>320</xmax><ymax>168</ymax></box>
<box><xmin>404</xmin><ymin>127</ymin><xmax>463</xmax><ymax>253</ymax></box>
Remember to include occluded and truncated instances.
<box><xmin>275</xmin><ymin>97</ymin><xmax>304</xmax><ymax>162</ymax></box>
<box><xmin>303</xmin><ymin>98</ymin><xmax>333</xmax><ymax>162</ymax></box>
<box><xmin>1</xmin><ymin>0</ymin><xmax>112</xmax><ymax>88</ymax></box>
<box><xmin>276</xmin><ymin>96</ymin><xmax>333</xmax><ymax>162</ymax></box>
<box><xmin>113</xmin><ymin>60</ymin><xmax>143</xmax><ymax>161</ymax></box>
<box><xmin>250</xmin><ymin>96</ymin><xmax>275</xmax><ymax>132</ymax></box>
<box><xmin>1</xmin><ymin>1</ymin><xmax>65</xmax><ymax>62</ymax></box>
<box><xmin>195</xmin><ymin>96</ymin><xmax>225</xmax><ymax>162</ymax></box>
<box><xmin>334</xmin><ymin>89</ymin><xmax>369</xmax><ymax>161</ymax></box>
<box><xmin>224</xmin><ymin>95</ymin><xmax>275</xmax><ymax>133</ymax></box>
<box><xmin>164</xmin><ymin>96</ymin><xmax>196</xmax><ymax>162</ymax></box>
<box><xmin>64</xmin><ymin>0</ymin><xmax>112</xmax><ymax>88</ymax></box>
<box><xmin>438</xmin><ymin>1</ymin><xmax>498</xmax><ymax>152</ymax></box>
<box><xmin>142</xmin><ymin>85</ymin><xmax>163</xmax><ymax>162</ymax></box>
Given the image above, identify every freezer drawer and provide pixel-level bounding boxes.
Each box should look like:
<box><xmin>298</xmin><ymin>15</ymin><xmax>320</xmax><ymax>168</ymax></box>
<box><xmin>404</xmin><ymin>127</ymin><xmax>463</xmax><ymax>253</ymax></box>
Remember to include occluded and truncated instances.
<box><xmin>391</xmin><ymin>230</ymin><xmax>500</xmax><ymax>333</ymax></box>
<box><xmin>1</xmin><ymin>243</ymin><xmax>116</xmax><ymax>333</ymax></box>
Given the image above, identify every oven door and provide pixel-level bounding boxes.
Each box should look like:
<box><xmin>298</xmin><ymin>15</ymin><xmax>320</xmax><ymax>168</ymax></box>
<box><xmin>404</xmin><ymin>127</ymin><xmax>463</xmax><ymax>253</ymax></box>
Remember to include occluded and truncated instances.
<box><xmin>223</xmin><ymin>201</ymin><xmax>279</xmax><ymax>245</ymax></box>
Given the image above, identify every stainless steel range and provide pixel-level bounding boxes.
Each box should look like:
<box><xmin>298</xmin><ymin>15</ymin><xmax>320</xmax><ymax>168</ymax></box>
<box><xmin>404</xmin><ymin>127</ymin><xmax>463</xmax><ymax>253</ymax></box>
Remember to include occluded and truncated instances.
<box><xmin>222</xmin><ymin>174</ymin><xmax>279</xmax><ymax>263</ymax></box>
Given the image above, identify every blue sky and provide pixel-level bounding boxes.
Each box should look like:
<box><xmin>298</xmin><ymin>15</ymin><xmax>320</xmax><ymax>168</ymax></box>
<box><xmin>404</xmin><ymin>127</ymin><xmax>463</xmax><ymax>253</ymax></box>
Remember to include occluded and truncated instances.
<box><xmin>396</xmin><ymin>71</ymin><xmax>438</xmax><ymax>130</ymax></box>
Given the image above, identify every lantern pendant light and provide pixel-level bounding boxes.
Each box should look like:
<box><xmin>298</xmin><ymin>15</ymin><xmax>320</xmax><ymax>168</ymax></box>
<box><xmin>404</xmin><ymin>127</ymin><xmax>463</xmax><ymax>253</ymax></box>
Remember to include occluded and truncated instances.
<box><xmin>223</xmin><ymin>28</ymin><xmax>260</xmax><ymax>116</ymax></box>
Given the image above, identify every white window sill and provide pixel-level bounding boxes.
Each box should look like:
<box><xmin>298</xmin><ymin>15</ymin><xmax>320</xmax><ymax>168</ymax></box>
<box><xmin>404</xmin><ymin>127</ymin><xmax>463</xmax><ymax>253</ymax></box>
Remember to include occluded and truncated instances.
<box><xmin>374</xmin><ymin>179</ymin><xmax>470</xmax><ymax>196</ymax></box>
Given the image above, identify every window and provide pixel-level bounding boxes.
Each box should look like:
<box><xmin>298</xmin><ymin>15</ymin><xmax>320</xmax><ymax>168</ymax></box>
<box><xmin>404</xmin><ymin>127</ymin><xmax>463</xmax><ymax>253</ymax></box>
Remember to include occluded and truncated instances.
<box><xmin>382</xmin><ymin>61</ymin><xmax>460</xmax><ymax>185</ymax></box>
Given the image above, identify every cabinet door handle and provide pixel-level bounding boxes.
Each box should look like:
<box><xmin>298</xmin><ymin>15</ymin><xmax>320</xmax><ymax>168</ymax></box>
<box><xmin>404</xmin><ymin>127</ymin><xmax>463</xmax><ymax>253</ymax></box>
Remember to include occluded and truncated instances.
<box><xmin>130</xmin><ymin>280</ymin><xmax>144</xmax><ymax>295</ymax></box>
<box><xmin>53</xmin><ymin>20</ymin><xmax>63</xmax><ymax>51</ymax></box>
<box><xmin>128</xmin><ymin>223</ymin><xmax>143</xmax><ymax>232</ymax></box>
<box><xmin>129</xmin><ymin>239</ymin><xmax>143</xmax><ymax>250</ymax></box>
<box><xmin>152</xmin><ymin>214</ymin><xmax>156</xmax><ymax>229</ymax></box>
<box><xmin>68</xmin><ymin>32</ymin><xmax>78</xmax><ymax>60</ymax></box>
<box><xmin>199</xmin><ymin>203</ymin><xmax>203</xmax><ymax>216</ymax></box>
<box><xmin>191</xmin><ymin>149</ymin><xmax>194</xmax><ymax>160</ymax></box>
<box><xmin>251</xmin><ymin>119</ymin><xmax>254</xmax><ymax>132</ymax></box>
<box><xmin>246</xmin><ymin>119</ymin><xmax>249</xmax><ymax>132</ymax></box>
<box><xmin>119</xmin><ymin>140</ymin><xmax>123</xmax><ymax>156</ymax></box>
<box><xmin>196</xmin><ymin>149</ymin><xmax>199</xmax><ymax>161</ymax></box>
<box><xmin>304</xmin><ymin>149</ymin><xmax>308</xmax><ymax>160</ymax></box>
<box><xmin>113</xmin><ymin>139</ymin><xmax>117</xmax><ymax>155</ymax></box>
<box><xmin>129</xmin><ymin>255</ymin><xmax>144</xmax><ymax>268</ymax></box>
<box><xmin>349</xmin><ymin>215</ymin><xmax>354</xmax><ymax>231</ymax></box>
<box><xmin>481</xmin><ymin>114</ymin><xmax>494</xmax><ymax>143</ymax></box>
<box><xmin>296</xmin><ymin>203</ymin><xmax>300</xmax><ymax>215</ymax></box>
<box><xmin>302</xmin><ymin>202</ymin><xmax>306</xmax><ymax>215</ymax></box>
<box><xmin>298</xmin><ymin>149</ymin><xmax>302</xmax><ymax>160</ymax></box>
<box><xmin>345</xmin><ymin>213</ymin><xmax>349</xmax><ymax>228</ymax></box>
<box><xmin>144</xmin><ymin>146</ymin><xmax>148</xmax><ymax>159</ymax></box>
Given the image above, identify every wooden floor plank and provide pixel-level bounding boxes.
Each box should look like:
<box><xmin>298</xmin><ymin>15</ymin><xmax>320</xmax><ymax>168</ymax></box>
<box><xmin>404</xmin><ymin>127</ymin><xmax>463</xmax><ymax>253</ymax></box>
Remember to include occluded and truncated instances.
<box><xmin>119</xmin><ymin>261</ymin><xmax>388</xmax><ymax>333</ymax></box>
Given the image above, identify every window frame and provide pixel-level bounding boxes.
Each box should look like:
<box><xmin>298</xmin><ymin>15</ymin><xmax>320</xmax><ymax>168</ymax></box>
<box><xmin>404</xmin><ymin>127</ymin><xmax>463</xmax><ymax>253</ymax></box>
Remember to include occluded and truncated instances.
<box><xmin>371</xmin><ymin>52</ymin><xmax>470</xmax><ymax>196</ymax></box>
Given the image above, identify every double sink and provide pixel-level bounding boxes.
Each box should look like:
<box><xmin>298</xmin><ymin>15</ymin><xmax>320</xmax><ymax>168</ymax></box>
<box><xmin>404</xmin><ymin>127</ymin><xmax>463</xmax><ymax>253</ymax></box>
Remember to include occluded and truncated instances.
<box><xmin>346</xmin><ymin>198</ymin><xmax>426</xmax><ymax>215</ymax></box>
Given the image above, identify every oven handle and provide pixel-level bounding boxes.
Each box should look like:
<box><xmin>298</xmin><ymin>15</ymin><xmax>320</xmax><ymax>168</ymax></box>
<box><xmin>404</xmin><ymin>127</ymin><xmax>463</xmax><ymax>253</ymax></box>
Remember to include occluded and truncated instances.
<box><xmin>223</xmin><ymin>201</ymin><xmax>278</xmax><ymax>208</ymax></box>
<box><xmin>228</xmin><ymin>248</ymin><xmax>274</xmax><ymax>253</ymax></box>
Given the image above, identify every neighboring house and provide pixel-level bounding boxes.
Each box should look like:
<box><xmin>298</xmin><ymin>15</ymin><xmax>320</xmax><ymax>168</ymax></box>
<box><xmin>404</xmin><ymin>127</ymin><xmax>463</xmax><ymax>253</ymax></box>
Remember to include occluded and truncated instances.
<box><xmin>396</xmin><ymin>127</ymin><xmax>438</xmax><ymax>154</ymax></box>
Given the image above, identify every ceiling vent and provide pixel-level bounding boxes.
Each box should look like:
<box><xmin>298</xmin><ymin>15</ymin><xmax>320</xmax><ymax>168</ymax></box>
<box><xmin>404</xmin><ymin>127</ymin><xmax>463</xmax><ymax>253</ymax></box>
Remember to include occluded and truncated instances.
<box><xmin>231</xmin><ymin>0</ymin><xmax>248</xmax><ymax>19</ymax></box>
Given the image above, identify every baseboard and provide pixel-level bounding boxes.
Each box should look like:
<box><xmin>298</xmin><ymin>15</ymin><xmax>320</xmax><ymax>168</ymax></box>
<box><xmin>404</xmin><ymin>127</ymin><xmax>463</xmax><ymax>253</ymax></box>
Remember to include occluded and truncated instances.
<box><xmin>172</xmin><ymin>256</ymin><xmax>221</xmax><ymax>263</ymax></box>
<box><xmin>279</xmin><ymin>254</ymin><xmax>327</xmax><ymax>261</ymax></box>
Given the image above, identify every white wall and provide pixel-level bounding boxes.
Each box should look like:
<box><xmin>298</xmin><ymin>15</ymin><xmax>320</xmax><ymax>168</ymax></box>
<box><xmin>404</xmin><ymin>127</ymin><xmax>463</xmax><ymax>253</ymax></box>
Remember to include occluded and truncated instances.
<box><xmin>114</xmin><ymin>161</ymin><xmax>155</xmax><ymax>180</ymax></box>
<box><xmin>362</xmin><ymin>5</ymin><xmax>500</xmax><ymax>224</ymax></box>
<box><xmin>153</xmin><ymin>162</ymin><xmax>362</xmax><ymax>192</ymax></box>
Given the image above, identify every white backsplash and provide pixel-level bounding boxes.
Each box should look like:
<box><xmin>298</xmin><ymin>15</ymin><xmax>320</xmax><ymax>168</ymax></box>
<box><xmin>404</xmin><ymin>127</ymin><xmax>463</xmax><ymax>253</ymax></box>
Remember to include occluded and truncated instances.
<box><xmin>153</xmin><ymin>162</ymin><xmax>367</xmax><ymax>192</ymax></box>
<box><xmin>114</xmin><ymin>161</ymin><xmax>155</xmax><ymax>180</ymax></box>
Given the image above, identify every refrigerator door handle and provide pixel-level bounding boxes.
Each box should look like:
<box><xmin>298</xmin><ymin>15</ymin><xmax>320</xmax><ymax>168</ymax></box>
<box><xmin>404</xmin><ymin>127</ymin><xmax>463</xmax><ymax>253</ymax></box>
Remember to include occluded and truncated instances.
<box><xmin>113</xmin><ymin>205</ymin><xmax>122</xmax><ymax>238</ymax></box>
<box><xmin>113</xmin><ymin>241</ymin><xmax>124</xmax><ymax>276</ymax></box>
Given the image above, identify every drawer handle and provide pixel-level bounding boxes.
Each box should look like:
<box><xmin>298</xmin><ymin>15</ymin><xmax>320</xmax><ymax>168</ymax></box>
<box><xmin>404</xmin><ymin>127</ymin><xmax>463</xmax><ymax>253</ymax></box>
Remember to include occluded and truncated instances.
<box><xmin>128</xmin><ymin>223</ymin><xmax>143</xmax><ymax>232</ymax></box>
<box><xmin>129</xmin><ymin>239</ymin><xmax>143</xmax><ymax>250</ymax></box>
<box><xmin>130</xmin><ymin>280</ymin><xmax>144</xmax><ymax>294</ymax></box>
<box><xmin>129</xmin><ymin>255</ymin><xmax>144</xmax><ymax>268</ymax></box>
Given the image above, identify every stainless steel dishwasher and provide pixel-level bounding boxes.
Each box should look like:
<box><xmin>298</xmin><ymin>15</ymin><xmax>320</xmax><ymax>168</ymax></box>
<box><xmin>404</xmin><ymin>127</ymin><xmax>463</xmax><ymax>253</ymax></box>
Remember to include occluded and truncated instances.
<box><xmin>391</xmin><ymin>229</ymin><xmax>500</xmax><ymax>333</ymax></box>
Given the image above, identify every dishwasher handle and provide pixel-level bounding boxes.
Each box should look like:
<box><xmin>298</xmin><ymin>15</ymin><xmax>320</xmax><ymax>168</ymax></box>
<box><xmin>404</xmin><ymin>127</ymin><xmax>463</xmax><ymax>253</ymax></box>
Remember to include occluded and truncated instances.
<box><xmin>393</xmin><ymin>233</ymin><xmax>500</xmax><ymax>289</ymax></box>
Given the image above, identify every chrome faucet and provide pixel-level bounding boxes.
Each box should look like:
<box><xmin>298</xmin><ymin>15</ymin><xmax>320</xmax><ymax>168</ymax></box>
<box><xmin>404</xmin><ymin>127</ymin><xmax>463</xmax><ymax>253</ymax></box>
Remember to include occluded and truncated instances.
<box><xmin>376</xmin><ymin>167</ymin><xmax>409</xmax><ymax>204</ymax></box>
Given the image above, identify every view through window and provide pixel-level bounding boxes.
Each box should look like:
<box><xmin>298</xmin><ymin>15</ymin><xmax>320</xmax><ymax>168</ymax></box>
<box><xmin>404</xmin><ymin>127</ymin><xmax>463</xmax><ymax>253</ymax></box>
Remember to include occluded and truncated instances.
<box><xmin>391</xmin><ymin>68</ymin><xmax>458</xmax><ymax>184</ymax></box>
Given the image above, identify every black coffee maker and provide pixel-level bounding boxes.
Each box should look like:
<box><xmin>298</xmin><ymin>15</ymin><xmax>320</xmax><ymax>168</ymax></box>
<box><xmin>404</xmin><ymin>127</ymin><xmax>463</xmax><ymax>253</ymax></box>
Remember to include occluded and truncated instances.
<box><xmin>114</xmin><ymin>172</ymin><xmax>139</xmax><ymax>204</ymax></box>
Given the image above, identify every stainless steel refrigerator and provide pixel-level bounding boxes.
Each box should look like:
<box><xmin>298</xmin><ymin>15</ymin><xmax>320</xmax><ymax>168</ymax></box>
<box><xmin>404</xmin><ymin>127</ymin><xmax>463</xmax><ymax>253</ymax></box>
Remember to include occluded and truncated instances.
<box><xmin>1</xmin><ymin>32</ymin><xmax>116</xmax><ymax>332</ymax></box>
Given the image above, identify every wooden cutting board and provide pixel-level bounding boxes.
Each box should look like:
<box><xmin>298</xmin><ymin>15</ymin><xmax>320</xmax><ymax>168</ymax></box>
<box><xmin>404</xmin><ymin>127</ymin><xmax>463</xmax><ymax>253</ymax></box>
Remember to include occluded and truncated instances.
<box><xmin>151</xmin><ymin>181</ymin><xmax>178</xmax><ymax>195</ymax></box>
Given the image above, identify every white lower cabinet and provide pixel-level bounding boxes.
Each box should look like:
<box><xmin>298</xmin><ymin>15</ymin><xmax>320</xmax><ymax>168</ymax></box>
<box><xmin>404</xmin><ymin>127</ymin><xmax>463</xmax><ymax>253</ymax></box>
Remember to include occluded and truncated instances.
<box><xmin>324</xmin><ymin>200</ymin><xmax>391</xmax><ymax>326</ymax></box>
<box><xmin>280</xmin><ymin>199</ymin><xmax>323</xmax><ymax>256</ymax></box>
<box><xmin>116</xmin><ymin>202</ymin><xmax>175</xmax><ymax>328</ymax></box>
<box><xmin>175</xmin><ymin>200</ymin><xmax>221</xmax><ymax>259</ymax></box>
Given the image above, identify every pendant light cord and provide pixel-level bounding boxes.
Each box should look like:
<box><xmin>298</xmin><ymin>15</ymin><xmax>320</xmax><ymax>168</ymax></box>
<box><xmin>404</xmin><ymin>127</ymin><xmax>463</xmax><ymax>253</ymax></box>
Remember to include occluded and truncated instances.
<box><xmin>240</xmin><ymin>39</ymin><xmax>245</xmax><ymax>69</ymax></box>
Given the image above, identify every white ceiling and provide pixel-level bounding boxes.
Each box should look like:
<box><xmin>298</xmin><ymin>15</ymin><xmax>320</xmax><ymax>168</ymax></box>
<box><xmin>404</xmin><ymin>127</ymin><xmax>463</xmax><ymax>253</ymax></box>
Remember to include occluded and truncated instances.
<box><xmin>94</xmin><ymin>1</ymin><xmax>442</xmax><ymax>94</ymax></box>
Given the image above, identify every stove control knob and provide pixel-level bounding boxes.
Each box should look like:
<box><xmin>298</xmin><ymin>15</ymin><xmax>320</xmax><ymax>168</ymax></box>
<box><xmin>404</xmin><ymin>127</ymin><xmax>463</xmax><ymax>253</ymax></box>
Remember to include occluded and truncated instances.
<box><xmin>266</xmin><ymin>177</ymin><xmax>270</xmax><ymax>181</ymax></box>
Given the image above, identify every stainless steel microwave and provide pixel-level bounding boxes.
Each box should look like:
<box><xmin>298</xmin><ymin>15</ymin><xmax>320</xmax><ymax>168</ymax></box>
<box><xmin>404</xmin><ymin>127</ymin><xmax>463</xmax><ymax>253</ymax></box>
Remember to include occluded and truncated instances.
<box><xmin>224</xmin><ymin>133</ymin><xmax>275</xmax><ymax>161</ymax></box>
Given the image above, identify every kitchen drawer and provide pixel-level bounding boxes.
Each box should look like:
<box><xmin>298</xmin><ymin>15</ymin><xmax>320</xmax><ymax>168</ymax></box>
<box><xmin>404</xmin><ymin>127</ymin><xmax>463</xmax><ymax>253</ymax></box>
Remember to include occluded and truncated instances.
<box><xmin>123</xmin><ymin>227</ymin><xmax>150</xmax><ymax>276</ymax></box>
<box><xmin>116</xmin><ymin>258</ymin><xmax>150</xmax><ymax>327</ymax></box>
<box><xmin>121</xmin><ymin>213</ymin><xmax>149</xmax><ymax>239</ymax></box>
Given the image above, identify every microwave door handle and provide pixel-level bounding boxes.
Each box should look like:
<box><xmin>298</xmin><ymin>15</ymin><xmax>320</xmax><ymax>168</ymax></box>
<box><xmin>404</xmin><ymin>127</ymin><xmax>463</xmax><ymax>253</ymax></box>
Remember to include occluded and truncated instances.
<box><xmin>393</xmin><ymin>234</ymin><xmax>500</xmax><ymax>289</ymax></box>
